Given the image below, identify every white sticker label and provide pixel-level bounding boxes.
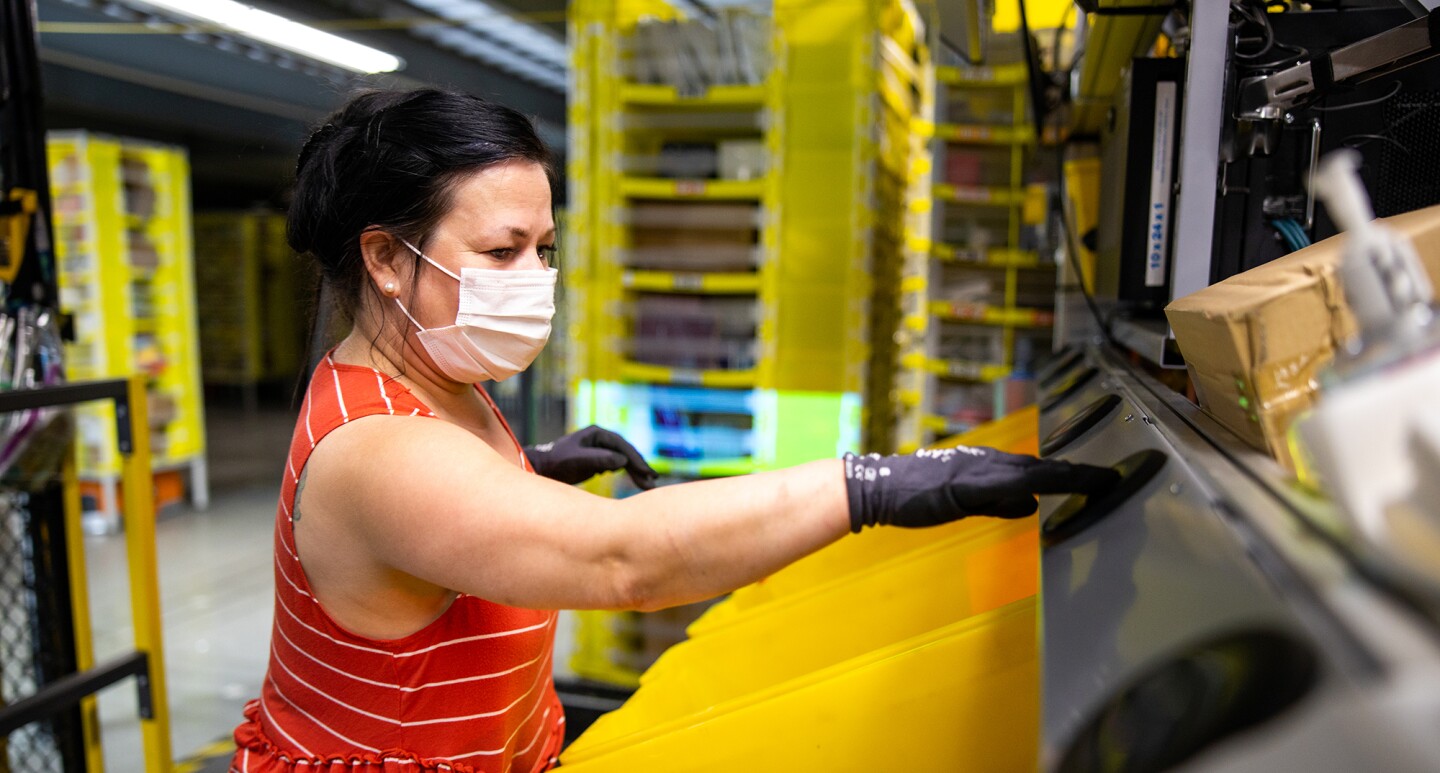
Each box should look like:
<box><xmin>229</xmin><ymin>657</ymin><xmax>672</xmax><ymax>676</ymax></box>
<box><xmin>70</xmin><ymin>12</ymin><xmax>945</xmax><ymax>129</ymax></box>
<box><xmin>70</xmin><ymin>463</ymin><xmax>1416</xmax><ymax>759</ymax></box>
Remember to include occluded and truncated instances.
<box><xmin>1146</xmin><ymin>81</ymin><xmax>1178</xmax><ymax>288</ymax></box>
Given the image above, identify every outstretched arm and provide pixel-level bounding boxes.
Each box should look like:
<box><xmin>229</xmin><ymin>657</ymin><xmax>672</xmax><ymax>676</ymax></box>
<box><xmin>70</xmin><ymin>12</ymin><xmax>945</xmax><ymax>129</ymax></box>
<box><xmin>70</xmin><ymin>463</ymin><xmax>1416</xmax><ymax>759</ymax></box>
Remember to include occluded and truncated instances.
<box><xmin>301</xmin><ymin>414</ymin><xmax>1114</xmax><ymax>614</ymax></box>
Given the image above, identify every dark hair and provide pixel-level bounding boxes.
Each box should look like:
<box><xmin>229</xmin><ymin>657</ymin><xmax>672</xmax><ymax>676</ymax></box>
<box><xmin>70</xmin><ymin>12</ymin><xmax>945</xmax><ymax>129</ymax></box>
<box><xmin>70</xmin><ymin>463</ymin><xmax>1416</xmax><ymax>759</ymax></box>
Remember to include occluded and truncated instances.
<box><xmin>289</xmin><ymin>88</ymin><xmax>554</xmax><ymax>331</ymax></box>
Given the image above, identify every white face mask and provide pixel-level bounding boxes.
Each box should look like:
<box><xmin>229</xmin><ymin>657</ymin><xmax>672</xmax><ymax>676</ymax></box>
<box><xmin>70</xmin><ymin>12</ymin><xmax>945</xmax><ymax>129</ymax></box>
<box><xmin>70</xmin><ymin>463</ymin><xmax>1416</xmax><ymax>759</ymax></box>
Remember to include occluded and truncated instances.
<box><xmin>394</xmin><ymin>238</ymin><xmax>558</xmax><ymax>383</ymax></box>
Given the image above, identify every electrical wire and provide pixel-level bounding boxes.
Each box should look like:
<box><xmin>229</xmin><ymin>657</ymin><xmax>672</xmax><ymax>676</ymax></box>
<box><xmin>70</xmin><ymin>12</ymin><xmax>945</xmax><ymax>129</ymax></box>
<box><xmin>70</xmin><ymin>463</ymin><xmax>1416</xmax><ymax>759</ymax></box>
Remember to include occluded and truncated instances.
<box><xmin>1311</xmin><ymin>81</ymin><xmax>1402</xmax><ymax>113</ymax></box>
<box><xmin>1051</xmin><ymin>4</ymin><xmax>1078</xmax><ymax>77</ymax></box>
<box><xmin>1018</xmin><ymin>0</ymin><xmax>1114</xmax><ymax>346</ymax></box>
<box><xmin>1282</xmin><ymin>218</ymin><xmax>1311</xmax><ymax>248</ymax></box>
<box><xmin>939</xmin><ymin>33</ymin><xmax>984</xmax><ymax>67</ymax></box>
<box><xmin>1340</xmin><ymin>102</ymin><xmax>1428</xmax><ymax>155</ymax></box>
<box><xmin>1343</xmin><ymin>133</ymin><xmax>1410</xmax><ymax>155</ymax></box>
<box><xmin>1270</xmin><ymin>220</ymin><xmax>1297</xmax><ymax>252</ymax></box>
<box><xmin>1271</xmin><ymin>218</ymin><xmax>1310</xmax><ymax>252</ymax></box>
<box><xmin>1244</xmin><ymin>43</ymin><xmax>1308</xmax><ymax>70</ymax></box>
<box><xmin>1231</xmin><ymin>0</ymin><xmax>1275</xmax><ymax>60</ymax></box>
<box><xmin>1231</xmin><ymin>0</ymin><xmax>1309</xmax><ymax>71</ymax></box>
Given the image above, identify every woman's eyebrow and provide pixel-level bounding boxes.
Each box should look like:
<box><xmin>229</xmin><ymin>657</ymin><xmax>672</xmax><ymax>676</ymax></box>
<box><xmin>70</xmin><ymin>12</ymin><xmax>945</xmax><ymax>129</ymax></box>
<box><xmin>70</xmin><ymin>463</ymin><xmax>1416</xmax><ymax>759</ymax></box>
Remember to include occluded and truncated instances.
<box><xmin>496</xmin><ymin>225</ymin><xmax>557</xmax><ymax>240</ymax></box>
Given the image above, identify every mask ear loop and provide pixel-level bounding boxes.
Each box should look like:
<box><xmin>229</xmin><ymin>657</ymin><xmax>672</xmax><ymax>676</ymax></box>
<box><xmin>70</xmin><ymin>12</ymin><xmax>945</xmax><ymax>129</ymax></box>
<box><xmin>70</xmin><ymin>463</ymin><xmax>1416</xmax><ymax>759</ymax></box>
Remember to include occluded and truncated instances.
<box><xmin>394</xmin><ymin>296</ymin><xmax>426</xmax><ymax>333</ymax></box>
<box><xmin>398</xmin><ymin>237</ymin><xmax>461</xmax><ymax>281</ymax></box>
<box><xmin>393</xmin><ymin>236</ymin><xmax>460</xmax><ymax>333</ymax></box>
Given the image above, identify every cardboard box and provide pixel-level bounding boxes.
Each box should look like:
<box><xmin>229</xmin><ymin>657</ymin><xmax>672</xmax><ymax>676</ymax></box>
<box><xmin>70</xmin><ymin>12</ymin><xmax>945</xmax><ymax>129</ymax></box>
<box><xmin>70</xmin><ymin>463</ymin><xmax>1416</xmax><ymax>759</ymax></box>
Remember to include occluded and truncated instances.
<box><xmin>1165</xmin><ymin>204</ymin><xmax>1440</xmax><ymax>471</ymax></box>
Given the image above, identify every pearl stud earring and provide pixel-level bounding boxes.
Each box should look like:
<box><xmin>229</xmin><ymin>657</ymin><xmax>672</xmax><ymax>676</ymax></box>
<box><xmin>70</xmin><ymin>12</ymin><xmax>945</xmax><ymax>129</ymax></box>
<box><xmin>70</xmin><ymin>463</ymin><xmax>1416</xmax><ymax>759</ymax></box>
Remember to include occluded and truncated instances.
<box><xmin>383</xmin><ymin>281</ymin><xmax>396</xmax><ymax>296</ymax></box>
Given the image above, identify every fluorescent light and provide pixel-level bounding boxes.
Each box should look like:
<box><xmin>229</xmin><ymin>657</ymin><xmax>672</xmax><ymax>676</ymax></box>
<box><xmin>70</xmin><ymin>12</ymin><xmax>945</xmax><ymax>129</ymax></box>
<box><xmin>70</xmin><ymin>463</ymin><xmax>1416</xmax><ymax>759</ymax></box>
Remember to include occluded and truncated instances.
<box><xmin>405</xmin><ymin>0</ymin><xmax>567</xmax><ymax>80</ymax></box>
<box><xmin>131</xmin><ymin>0</ymin><xmax>403</xmax><ymax>73</ymax></box>
<box><xmin>412</xmin><ymin>21</ymin><xmax>566</xmax><ymax>91</ymax></box>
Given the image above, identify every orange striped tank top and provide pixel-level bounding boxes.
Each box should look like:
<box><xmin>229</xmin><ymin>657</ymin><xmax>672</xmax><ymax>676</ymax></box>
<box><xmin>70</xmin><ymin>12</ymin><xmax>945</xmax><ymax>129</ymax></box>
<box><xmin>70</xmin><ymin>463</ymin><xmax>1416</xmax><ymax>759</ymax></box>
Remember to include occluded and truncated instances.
<box><xmin>232</xmin><ymin>354</ymin><xmax>564</xmax><ymax>772</ymax></box>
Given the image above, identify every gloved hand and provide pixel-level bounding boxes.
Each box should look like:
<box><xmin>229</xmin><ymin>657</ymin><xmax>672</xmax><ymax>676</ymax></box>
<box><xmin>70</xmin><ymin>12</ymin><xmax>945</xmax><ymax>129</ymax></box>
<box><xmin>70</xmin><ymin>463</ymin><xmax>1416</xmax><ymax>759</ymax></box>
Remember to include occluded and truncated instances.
<box><xmin>525</xmin><ymin>426</ymin><xmax>659</xmax><ymax>489</ymax></box>
<box><xmin>842</xmin><ymin>446</ymin><xmax>1119</xmax><ymax>532</ymax></box>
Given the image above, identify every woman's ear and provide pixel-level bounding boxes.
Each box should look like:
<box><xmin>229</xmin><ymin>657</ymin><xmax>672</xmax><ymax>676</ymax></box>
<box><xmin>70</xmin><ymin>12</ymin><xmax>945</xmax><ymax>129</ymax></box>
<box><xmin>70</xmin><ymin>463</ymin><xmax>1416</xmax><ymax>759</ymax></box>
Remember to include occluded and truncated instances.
<box><xmin>358</xmin><ymin>227</ymin><xmax>406</xmax><ymax>295</ymax></box>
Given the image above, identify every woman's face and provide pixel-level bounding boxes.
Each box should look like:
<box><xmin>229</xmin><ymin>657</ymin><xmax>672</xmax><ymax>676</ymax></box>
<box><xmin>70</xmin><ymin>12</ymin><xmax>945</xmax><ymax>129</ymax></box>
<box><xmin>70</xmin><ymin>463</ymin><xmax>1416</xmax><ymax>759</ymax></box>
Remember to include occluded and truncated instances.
<box><xmin>406</xmin><ymin>159</ymin><xmax>555</xmax><ymax>328</ymax></box>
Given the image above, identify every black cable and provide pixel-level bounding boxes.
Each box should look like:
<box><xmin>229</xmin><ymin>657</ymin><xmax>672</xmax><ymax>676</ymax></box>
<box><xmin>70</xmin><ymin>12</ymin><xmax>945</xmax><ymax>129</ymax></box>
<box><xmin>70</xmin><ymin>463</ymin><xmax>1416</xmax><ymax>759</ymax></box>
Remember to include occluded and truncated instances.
<box><xmin>1240</xmin><ymin>42</ymin><xmax>1308</xmax><ymax>71</ymax></box>
<box><xmin>1343</xmin><ymin>133</ymin><xmax>1410</xmax><ymax>155</ymax></box>
<box><xmin>1339</xmin><ymin>103</ymin><xmax>1429</xmax><ymax>156</ymax></box>
<box><xmin>1018</xmin><ymin>0</ymin><xmax>1113</xmax><ymax>345</ymax></box>
<box><xmin>939</xmin><ymin>33</ymin><xmax>983</xmax><ymax>67</ymax></box>
<box><xmin>1051</xmin><ymin>3</ymin><xmax>1077</xmax><ymax>76</ymax></box>
<box><xmin>1053</xmin><ymin>143</ymin><xmax>1114</xmax><ymax>345</ymax></box>
<box><xmin>1231</xmin><ymin>1</ymin><xmax>1275</xmax><ymax>60</ymax></box>
<box><xmin>1313</xmin><ymin>80</ymin><xmax>1399</xmax><ymax>112</ymax></box>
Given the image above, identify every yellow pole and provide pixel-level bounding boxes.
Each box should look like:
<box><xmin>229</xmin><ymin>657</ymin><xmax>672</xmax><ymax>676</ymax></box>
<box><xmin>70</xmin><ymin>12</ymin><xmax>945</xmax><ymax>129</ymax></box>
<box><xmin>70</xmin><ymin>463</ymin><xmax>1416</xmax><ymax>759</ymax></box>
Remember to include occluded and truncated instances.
<box><xmin>120</xmin><ymin>375</ymin><xmax>173</xmax><ymax>772</ymax></box>
<box><xmin>61</xmin><ymin>452</ymin><xmax>105</xmax><ymax>773</ymax></box>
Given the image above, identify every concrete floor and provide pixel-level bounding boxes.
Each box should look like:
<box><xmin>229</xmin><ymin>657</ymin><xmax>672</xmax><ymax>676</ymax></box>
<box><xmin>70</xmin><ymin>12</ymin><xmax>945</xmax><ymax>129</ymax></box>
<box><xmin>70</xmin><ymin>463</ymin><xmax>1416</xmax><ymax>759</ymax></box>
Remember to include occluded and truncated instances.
<box><xmin>87</xmin><ymin>402</ymin><xmax>292</xmax><ymax>771</ymax></box>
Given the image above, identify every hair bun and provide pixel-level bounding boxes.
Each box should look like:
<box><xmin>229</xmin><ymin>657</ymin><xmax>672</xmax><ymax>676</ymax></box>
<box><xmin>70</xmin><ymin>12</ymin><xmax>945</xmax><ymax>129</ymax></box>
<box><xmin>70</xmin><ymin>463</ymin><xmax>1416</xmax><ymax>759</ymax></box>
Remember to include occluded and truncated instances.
<box><xmin>296</xmin><ymin>122</ymin><xmax>341</xmax><ymax>175</ymax></box>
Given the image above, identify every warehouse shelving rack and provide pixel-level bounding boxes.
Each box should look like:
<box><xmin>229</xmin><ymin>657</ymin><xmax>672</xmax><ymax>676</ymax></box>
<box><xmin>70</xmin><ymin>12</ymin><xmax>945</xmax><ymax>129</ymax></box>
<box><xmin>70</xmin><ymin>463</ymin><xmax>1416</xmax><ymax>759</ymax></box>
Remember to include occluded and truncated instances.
<box><xmin>47</xmin><ymin>132</ymin><xmax>207</xmax><ymax>531</ymax></box>
<box><xmin>896</xmin><ymin>49</ymin><xmax>1056</xmax><ymax>451</ymax></box>
<box><xmin>567</xmin><ymin>0</ymin><xmax>928</xmax><ymax>685</ymax></box>
<box><xmin>192</xmin><ymin>211</ymin><xmax>307</xmax><ymax>400</ymax></box>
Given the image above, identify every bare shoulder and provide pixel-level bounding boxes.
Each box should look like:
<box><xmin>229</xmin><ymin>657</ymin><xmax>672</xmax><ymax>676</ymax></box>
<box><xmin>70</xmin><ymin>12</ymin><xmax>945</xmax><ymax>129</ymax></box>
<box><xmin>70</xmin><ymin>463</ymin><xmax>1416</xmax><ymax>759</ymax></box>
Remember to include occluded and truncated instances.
<box><xmin>304</xmin><ymin>413</ymin><xmax>512</xmax><ymax>514</ymax></box>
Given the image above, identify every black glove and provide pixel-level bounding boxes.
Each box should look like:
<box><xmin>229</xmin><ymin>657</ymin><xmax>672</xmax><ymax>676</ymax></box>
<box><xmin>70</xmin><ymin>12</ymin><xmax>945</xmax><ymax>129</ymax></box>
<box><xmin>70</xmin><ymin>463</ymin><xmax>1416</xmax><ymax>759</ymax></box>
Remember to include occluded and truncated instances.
<box><xmin>843</xmin><ymin>446</ymin><xmax>1119</xmax><ymax>532</ymax></box>
<box><xmin>525</xmin><ymin>426</ymin><xmax>659</xmax><ymax>489</ymax></box>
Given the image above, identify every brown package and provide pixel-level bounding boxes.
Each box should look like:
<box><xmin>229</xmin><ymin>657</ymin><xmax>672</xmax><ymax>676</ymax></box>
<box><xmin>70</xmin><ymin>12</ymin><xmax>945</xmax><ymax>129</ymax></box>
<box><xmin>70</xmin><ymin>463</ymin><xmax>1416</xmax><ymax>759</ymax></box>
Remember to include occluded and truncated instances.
<box><xmin>1165</xmin><ymin>204</ymin><xmax>1440</xmax><ymax>471</ymax></box>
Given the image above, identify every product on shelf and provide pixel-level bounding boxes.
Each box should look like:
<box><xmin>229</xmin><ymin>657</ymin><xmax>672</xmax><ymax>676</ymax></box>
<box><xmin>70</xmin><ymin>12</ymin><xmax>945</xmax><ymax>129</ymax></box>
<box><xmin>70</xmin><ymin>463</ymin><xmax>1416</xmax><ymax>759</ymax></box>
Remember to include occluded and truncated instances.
<box><xmin>895</xmin><ymin>21</ymin><xmax>1058</xmax><ymax>451</ymax></box>
<box><xmin>630</xmin><ymin>294</ymin><xmax>758</xmax><ymax>370</ymax></box>
<box><xmin>628</xmin><ymin>10</ymin><xmax>771</xmax><ymax>91</ymax></box>
<box><xmin>623</xmin><ymin>201</ymin><xmax>760</xmax><ymax>272</ymax></box>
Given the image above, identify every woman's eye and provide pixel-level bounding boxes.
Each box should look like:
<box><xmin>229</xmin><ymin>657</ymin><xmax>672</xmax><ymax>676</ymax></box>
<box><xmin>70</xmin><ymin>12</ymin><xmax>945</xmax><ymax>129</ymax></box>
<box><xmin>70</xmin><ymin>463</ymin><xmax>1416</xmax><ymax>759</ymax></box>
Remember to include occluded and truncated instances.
<box><xmin>488</xmin><ymin>248</ymin><xmax>517</xmax><ymax>260</ymax></box>
<box><xmin>538</xmin><ymin>245</ymin><xmax>558</xmax><ymax>263</ymax></box>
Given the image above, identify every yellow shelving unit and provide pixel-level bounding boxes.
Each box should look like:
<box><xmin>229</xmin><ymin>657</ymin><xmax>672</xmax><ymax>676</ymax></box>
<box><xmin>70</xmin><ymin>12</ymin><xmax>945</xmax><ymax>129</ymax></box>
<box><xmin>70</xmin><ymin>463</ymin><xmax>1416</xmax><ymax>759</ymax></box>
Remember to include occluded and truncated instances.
<box><xmin>568</xmin><ymin>0</ymin><xmax>929</xmax><ymax>686</ymax></box>
<box><xmin>621</xmin><ymin>269</ymin><xmax>762</xmax><ymax>294</ymax></box>
<box><xmin>47</xmin><ymin>131</ymin><xmax>208</xmax><ymax>529</ymax></box>
<box><xmin>895</xmin><ymin>6</ymin><xmax>1057</xmax><ymax>453</ymax></box>
<box><xmin>192</xmin><ymin>211</ymin><xmax>307</xmax><ymax>391</ymax></box>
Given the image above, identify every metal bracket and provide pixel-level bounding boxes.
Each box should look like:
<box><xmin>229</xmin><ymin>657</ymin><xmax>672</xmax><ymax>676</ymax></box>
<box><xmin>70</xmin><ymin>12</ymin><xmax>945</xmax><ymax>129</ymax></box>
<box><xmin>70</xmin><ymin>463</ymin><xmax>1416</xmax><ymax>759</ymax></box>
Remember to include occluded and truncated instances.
<box><xmin>0</xmin><ymin>652</ymin><xmax>150</xmax><ymax>737</ymax></box>
<box><xmin>1238</xmin><ymin>14</ymin><xmax>1440</xmax><ymax>117</ymax></box>
<box><xmin>0</xmin><ymin>379</ymin><xmax>132</xmax><ymax>453</ymax></box>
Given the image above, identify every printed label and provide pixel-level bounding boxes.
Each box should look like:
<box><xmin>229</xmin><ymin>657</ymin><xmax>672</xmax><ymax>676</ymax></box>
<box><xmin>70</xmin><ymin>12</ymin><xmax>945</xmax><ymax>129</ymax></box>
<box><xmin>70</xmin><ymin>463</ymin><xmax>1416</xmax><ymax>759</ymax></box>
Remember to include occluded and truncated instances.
<box><xmin>1146</xmin><ymin>81</ymin><xmax>1178</xmax><ymax>288</ymax></box>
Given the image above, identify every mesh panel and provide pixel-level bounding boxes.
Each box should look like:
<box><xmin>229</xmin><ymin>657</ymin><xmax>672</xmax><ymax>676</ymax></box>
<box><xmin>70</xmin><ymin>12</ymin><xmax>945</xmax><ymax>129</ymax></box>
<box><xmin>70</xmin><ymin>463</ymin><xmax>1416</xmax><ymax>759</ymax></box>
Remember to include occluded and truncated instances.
<box><xmin>0</xmin><ymin>491</ymin><xmax>64</xmax><ymax>773</ymax></box>
<box><xmin>1375</xmin><ymin>91</ymin><xmax>1440</xmax><ymax>217</ymax></box>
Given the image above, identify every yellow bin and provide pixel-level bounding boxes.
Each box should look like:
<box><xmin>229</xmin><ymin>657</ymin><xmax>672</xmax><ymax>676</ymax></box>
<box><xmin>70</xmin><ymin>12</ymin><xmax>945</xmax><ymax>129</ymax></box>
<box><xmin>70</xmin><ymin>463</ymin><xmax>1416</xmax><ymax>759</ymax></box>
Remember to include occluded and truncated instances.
<box><xmin>608</xmin><ymin>518</ymin><xmax>1035</xmax><ymax>729</ymax></box>
<box><xmin>561</xmin><ymin>598</ymin><xmax>1039</xmax><ymax>772</ymax></box>
<box><xmin>561</xmin><ymin>408</ymin><xmax>1043</xmax><ymax>771</ymax></box>
<box><xmin>689</xmin><ymin>406</ymin><xmax>1041</xmax><ymax>635</ymax></box>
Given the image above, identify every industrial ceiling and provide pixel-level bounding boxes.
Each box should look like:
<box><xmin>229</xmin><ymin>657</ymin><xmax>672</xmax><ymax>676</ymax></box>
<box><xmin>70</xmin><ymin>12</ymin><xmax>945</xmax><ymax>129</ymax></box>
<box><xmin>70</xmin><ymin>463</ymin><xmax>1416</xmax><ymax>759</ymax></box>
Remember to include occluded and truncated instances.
<box><xmin>35</xmin><ymin>0</ymin><xmax>571</xmax><ymax>207</ymax></box>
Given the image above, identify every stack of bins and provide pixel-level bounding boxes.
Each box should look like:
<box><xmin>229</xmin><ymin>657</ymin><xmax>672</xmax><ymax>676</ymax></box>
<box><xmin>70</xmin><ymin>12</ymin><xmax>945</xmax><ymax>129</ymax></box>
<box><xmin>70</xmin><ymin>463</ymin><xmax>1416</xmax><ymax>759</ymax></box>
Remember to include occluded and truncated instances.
<box><xmin>566</xmin><ymin>0</ymin><xmax>936</xmax><ymax>686</ymax></box>
<box><xmin>560</xmin><ymin>407</ymin><xmax>1043</xmax><ymax>770</ymax></box>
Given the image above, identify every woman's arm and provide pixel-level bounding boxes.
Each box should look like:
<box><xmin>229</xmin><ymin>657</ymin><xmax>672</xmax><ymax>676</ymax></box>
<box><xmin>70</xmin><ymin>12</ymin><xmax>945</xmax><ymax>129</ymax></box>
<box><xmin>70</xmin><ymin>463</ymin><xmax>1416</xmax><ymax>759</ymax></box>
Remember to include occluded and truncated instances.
<box><xmin>301</xmin><ymin>414</ymin><xmax>848</xmax><ymax>613</ymax></box>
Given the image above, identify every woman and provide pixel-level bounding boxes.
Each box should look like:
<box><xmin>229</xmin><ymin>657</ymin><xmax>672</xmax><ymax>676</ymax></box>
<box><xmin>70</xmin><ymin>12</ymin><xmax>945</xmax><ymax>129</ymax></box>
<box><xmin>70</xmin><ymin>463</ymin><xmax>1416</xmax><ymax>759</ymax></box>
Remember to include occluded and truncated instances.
<box><xmin>231</xmin><ymin>88</ymin><xmax>1115</xmax><ymax>773</ymax></box>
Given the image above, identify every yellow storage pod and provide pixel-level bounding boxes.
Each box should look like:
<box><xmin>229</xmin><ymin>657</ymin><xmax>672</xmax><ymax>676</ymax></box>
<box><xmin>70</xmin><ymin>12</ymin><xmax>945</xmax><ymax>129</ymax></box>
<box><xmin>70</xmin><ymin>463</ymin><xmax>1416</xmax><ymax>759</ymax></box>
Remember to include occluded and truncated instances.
<box><xmin>566</xmin><ymin>0</ymin><xmax>933</xmax><ymax>683</ymax></box>
<box><xmin>48</xmin><ymin>131</ymin><xmax>208</xmax><ymax>527</ymax></box>
<box><xmin>193</xmin><ymin>211</ymin><xmax>307</xmax><ymax>387</ymax></box>
<box><xmin>896</xmin><ymin>5</ymin><xmax>1057</xmax><ymax>453</ymax></box>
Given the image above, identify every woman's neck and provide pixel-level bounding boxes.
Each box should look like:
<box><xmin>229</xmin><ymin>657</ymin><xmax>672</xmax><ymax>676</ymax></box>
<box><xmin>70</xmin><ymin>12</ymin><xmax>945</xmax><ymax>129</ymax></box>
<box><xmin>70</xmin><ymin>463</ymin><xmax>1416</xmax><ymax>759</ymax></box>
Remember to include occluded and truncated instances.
<box><xmin>333</xmin><ymin>322</ymin><xmax>477</xmax><ymax>413</ymax></box>
<box><xmin>333</xmin><ymin>318</ymin><xmax>512</xmax><ymax>461</ymax></box>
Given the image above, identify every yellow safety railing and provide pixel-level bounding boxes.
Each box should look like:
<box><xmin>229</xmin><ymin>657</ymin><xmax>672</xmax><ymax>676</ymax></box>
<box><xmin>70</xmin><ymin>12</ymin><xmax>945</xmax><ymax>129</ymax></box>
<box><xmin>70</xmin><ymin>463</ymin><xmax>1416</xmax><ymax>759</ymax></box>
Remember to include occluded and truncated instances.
<box><xmin>0</xmin><ymin>376</ymin><xmax>173</xmax><ymax>772</ymax></box>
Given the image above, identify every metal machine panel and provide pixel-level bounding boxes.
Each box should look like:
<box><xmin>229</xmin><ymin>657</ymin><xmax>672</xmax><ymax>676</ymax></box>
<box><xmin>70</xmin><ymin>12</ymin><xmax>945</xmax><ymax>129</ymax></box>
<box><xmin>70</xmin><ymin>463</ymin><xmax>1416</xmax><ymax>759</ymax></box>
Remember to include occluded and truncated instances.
<box><xmin>1096</xmin><ymin>58</ymin><xmax>1185</xmax><ymax>311</ymax></box>
<box><xmin>1037</xmin><ymin>345</ymin><xmax>1440</xmax><ymax>771</ymax></box>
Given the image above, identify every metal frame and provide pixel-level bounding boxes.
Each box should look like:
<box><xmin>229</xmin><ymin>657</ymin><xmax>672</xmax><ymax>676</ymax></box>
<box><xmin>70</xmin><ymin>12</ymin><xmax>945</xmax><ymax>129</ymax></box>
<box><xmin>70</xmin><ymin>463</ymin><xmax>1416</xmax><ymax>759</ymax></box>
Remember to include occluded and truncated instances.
<box><xmin>1168</xmin><ymin>0</ymin><xmax>1230</xmax><ymax>306</ymax></box>
<box><xmin>0</xmin><ymin>377</ymin><xmax>173</xmax><ymax>772</ymax></box>
<box><xmin>1039</xmin><ymin>345</ymin><xmax>1440</xmax><ymax>768</ymax></box>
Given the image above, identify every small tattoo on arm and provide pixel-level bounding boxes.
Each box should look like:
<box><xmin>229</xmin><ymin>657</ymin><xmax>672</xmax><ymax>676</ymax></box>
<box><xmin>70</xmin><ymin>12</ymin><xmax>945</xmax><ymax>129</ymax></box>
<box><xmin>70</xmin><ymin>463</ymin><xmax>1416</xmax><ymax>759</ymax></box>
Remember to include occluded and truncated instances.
<box><xmin>293</xmin><ymin>465</ymin><xmax>308</xmax><ymax>523</ymax></box>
